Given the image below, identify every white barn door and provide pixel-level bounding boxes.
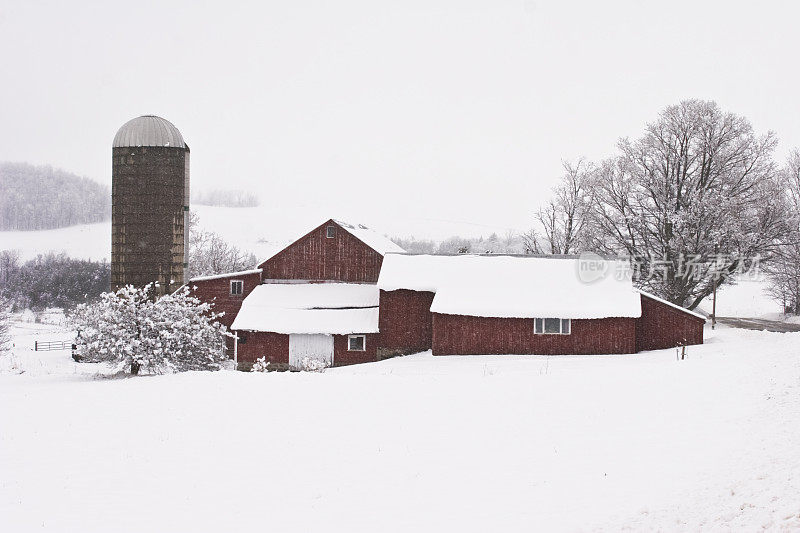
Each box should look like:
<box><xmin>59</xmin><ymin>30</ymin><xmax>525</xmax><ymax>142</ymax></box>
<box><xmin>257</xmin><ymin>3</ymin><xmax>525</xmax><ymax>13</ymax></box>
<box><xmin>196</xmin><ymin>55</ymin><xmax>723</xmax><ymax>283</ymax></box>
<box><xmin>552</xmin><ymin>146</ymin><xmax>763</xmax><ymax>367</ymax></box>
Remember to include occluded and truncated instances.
<box><xmin>289</xmin><ymin>334</ymin><xmax>334</xmax><ymax>369</ymax></box>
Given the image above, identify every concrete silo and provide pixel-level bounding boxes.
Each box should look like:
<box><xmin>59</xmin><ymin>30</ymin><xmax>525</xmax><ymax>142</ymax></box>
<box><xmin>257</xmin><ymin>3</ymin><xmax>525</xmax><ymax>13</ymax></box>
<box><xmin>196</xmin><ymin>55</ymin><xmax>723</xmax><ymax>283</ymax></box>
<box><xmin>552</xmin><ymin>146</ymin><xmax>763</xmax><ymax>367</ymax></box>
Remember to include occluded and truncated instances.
<box><xmin>111</xmin><ymin>115</ymin><xmax>189</xmax><ymax>296</ymax></box>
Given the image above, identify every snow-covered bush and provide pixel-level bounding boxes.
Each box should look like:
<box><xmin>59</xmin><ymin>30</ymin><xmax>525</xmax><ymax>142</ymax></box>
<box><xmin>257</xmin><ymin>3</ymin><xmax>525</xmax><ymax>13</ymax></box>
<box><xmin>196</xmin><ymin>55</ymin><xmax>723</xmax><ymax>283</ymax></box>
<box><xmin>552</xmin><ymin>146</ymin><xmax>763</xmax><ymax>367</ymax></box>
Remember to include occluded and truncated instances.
<box><xmin>0</xmin><ymin>296</ymin><xmax>11</xmax><ymax>356</ymax></box>
<box><xmin>251</xmin><ymin>357</ymin><xmax>270</xmax><ymax>372</ymax></box>
<box><xmin>299</xmin><ymin>356</ymin><xmax>327</xmax><ymax>373</ymax></box>
<box><xmin>70</xmin><ymin>285</ymin><xmax>227</xmax><ymax>375</ymax></box>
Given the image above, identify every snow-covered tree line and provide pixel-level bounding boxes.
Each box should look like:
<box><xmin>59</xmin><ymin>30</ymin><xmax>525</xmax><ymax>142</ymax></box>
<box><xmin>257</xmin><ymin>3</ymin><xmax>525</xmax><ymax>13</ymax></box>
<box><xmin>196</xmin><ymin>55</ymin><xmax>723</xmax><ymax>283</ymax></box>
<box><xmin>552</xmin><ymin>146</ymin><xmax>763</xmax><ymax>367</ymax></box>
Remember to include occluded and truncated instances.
<box><xmin>187</xmin><ymin>212</ymin><xmax>258</xmax><ymax>279</ymax></box>
<box><xmin>191</xmin><ymin>188</ymin><xmax>260</xmax><ymax>208</ymax></box>
<box><xmin>393</xmin><ymin>232</ymin><xmax>524</xmax><ymax>255</ymax></box>
<box><xmin>0</xmin><ymin>251</ymin><xmax>109</xmax><ymax>311</ymax></box>
<box><xmin>70</xmin><ymin>285</ymin><xmax>227</xmax><ymax>375</ymax></box>
<box><xmin>0</xmin><ymin>162</ymin><xmax>109</xmax><ymax>230</ymax></box>
<box><xmin>526</xmin><ymin>100</ymin><xmax>793</xmax><ymax>310</ymax></box>
<box><xmin>763</xmin><ymin>150</ymin><xmax>800</xmax><ymax>313</ymax></box>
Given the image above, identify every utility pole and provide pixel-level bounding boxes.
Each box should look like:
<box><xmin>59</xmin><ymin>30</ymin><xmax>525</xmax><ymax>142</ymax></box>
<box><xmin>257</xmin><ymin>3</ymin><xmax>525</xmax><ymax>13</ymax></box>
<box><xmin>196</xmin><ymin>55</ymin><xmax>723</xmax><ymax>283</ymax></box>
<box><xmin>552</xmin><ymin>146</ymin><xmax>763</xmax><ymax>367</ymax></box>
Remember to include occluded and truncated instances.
<box><xmin>712</xmin><ymin>275</ymin><xmax>717</xmax><ymax>330</ymax></box>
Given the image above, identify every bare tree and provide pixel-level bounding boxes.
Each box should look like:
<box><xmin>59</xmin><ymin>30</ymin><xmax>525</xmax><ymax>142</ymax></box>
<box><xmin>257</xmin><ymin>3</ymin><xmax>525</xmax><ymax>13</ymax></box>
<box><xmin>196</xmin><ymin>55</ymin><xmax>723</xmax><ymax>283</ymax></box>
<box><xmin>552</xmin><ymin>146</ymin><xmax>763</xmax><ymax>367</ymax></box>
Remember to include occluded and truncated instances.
<box><xmin>187</xmin><ymin>212</ymin><xmax>258</xmax><ymax>279</ymax></box>
<box><xmin>764</xmin><ymin>150</ymin><xmax>800</xmax><ymax>313</ymax></box>
<box><xmin>526</xmin><ymin>159</ymin><xmax>595</xmax><ymax>255</ymax></box>
<box><xmin>588</xmin><ymin>100</ymin><xmax>788</xmax><ymax>309</ymax></box>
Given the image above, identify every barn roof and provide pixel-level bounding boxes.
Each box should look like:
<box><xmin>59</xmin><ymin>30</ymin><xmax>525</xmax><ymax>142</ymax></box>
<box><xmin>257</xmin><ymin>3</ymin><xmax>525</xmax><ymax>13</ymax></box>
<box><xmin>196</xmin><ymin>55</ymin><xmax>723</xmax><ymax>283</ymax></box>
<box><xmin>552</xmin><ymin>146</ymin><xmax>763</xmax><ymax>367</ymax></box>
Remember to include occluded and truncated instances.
<box><xmin>379</xmin><ymin>254</ymin><xmax>642</xmax><ymax>319</ymax></box>
<box><xmin>332</xmin><ymin>219</ymin><xmax>405</xmax><ymax>256</ymax></box>
<box><xmin>257</xmin><ymin>218</ymin><xmax>404</xmax><ymax>267</ymax></box>
<box><xmin>189</xmin><ymin>268</ymin><xmax>262</xmax><ymax>283</ymax></box>
<box><xmin>113</xmin><ymin>115</ymin><xmax>186</xmax><ymax>148</ymax></box>
<box><xmin>231</xmin><ymin>283</ymin><xmax>379</xmax><ymax>334</ymax></box>
<box><xmin>638</xmin><ymin>289</ymin><xmax>707</xmax><ymax>320</ymax></box>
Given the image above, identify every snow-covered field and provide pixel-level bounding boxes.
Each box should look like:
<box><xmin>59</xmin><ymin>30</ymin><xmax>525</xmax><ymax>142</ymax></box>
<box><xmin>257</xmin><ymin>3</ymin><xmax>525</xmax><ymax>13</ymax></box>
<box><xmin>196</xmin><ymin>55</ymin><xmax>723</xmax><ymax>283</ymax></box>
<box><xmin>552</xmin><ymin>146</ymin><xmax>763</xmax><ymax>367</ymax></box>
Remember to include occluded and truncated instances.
<box><xmin>0</xmin><ymin>205</ymin><xmax>516</xmax><ymax>262</ymax></box>
<box><xmin>1</xmin><ymin>320</ymin><xmax>799</xmax><ymax>532</ymax></box>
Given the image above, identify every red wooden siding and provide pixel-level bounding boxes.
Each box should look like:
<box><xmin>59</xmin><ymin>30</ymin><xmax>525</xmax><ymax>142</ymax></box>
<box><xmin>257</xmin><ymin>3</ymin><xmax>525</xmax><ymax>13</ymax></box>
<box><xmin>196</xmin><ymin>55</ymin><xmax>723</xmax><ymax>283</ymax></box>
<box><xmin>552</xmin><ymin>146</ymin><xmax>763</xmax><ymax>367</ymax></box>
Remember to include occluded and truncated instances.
<box><xmin>259</xmin><ymin>220</ymin><xmax>385</xmax><ymax>282</ymax></box>
<box><xmin>333</xmin><ymin>333</ymin><xmax>380</xmax><ymax>366</ymax></box>
<box><xmin>189</xmin><ymin>271</ymin><xmax>262</xmax><ymax>330</ymax></box>
<box><xmin>235</xmin><ymin>332</ymin><xmax>379</xmax><ymax>368</ymax></box>
<box><xmin>635</xmin><ymin>294</ymin><xmax>704</xmax><ymax>351</ymax></box>
<box><xmin>378</xmin><ymin>289</ymin><xmax>435</xmax><ymax>353</ymax></box>
<box><xmin>432</xmin><ymin>313</ymin><xmax>637</xmax><ymax>355</ymax></box>
<box><xmin>236</xmin><ymin>332</ymin><xmax>289</xmax><ymax>367</ymax></box>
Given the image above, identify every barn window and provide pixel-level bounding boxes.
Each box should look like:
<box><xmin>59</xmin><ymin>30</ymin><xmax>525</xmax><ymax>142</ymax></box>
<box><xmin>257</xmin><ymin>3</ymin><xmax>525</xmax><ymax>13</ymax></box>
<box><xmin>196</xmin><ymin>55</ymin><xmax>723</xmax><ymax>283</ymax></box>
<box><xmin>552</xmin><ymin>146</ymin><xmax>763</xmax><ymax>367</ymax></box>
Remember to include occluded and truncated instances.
<box><xmin>326</xmin><ymin>225</ymin><xmax>336</xmax><ymax>238</ymax></box>
<box><xmin>348</xmin><ymin>334</ymin><xmax>366</xmax><ymax>351</ymax></box>
<box><xmin>230</xmin><ymin>280</ymin><xmax>244</xmax><ymax>295</ymax></box>
<box><xmin>534</xmin><ymin>318</ymin><xmax>571</xmax><ymax>335</ymax></box>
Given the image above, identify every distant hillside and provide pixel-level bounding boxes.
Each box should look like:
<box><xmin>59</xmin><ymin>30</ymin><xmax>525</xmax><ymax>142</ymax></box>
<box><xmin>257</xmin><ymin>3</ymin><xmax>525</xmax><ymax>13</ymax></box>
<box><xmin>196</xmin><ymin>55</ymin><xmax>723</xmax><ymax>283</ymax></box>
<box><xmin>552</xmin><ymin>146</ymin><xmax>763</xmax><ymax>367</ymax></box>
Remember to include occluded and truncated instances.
<box><xmin>0</xmin><ymin>162</ymin><xmax>109</xmax><ymax>230</ymax></box>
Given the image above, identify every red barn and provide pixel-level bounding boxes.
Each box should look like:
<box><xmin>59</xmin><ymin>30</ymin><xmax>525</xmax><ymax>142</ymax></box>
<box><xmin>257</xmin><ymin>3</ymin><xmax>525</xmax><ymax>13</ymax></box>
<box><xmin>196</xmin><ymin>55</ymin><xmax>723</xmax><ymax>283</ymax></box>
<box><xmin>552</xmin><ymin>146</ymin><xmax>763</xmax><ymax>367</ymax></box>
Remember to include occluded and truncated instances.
<box><xmin>191</xmin><ymin>218</ymin><xmax>705</xmax><ymax>369</ymax></box>
<box><xmin>216</xmin><ymin>218</ymin><xmax>403</xmax><ymax>369</ymax></box>
<box><xmin>377</xmin><ymin>254</ymin><xmax>704</xmax><ymax>356</ymax></box>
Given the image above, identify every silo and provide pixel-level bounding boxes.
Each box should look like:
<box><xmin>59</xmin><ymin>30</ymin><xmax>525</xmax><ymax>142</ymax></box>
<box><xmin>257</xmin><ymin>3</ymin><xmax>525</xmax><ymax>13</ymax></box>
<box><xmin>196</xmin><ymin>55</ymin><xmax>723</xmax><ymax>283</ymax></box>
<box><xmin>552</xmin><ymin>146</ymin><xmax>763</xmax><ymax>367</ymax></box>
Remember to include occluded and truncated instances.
<box><xmin>111</xmin><ymin>115</ymin><xmax>190</xmax><ymax>296</ymax></box>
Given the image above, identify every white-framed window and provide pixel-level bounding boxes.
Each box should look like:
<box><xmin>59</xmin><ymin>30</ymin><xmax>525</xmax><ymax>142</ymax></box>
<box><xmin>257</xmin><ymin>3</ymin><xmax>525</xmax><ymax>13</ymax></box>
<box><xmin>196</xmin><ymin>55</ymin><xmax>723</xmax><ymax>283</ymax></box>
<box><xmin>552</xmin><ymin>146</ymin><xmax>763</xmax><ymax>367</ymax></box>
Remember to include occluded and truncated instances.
<box><xmin>230</xmin><ymin>280</ymin><xmax>244</xmax><ymax>295</ymax></box>
<box><xmin>347</xmin><ymin>334</ymin><xmax>366</xmax><ymax>351</ymax></box>
<box><xmin>326</xmin><ymin>225</ymin><xmax>336</xmax><ymax>238</ymax></box>
<box><xmin>534</xmin><ymin>318</ymin><xmax>571</xmax><ymax>335</ymax></box>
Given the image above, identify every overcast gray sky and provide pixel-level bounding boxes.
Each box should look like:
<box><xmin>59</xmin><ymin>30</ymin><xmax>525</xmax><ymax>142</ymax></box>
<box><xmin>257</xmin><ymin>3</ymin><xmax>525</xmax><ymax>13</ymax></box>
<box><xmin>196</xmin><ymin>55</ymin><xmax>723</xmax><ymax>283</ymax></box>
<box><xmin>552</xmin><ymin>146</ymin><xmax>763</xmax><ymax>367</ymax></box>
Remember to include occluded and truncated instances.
<box><xmin>1</xmin><ymin>0</ymin><xmax>798</xmax><ymax>232</ymax></box>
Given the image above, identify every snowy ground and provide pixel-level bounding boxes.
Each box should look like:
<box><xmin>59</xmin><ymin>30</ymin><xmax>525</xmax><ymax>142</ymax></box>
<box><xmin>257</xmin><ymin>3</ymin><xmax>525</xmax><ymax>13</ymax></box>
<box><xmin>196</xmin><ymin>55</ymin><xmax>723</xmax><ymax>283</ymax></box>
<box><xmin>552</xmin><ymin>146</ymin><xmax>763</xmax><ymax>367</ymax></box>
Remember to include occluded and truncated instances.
<box><xmin>1</xmin><ymin>320</ymin><xmax>799</xmax><ymax>532</ymax></box>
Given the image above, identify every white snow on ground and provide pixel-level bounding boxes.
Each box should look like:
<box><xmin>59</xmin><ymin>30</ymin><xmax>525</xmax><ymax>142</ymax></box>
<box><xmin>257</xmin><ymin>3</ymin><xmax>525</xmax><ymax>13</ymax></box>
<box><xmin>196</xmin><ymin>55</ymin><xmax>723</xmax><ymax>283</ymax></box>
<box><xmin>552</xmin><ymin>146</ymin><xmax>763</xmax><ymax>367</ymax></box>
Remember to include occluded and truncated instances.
<box><xmin>1</xmin><ymin>320</ymin><xmax>799</xmax><ymax>532</ymax></box>
<box><xmin>698</xmin><ymin>275</ymin><xmax>783</xmax><ymax>318</ymax></box>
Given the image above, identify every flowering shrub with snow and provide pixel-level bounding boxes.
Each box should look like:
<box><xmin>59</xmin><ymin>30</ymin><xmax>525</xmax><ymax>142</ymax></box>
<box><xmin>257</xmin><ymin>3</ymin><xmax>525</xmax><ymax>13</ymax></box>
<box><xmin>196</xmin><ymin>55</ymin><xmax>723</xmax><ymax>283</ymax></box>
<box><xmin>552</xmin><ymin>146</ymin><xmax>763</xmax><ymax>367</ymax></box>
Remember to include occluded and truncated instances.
<box><xmin>299</xmin><ymin>356</ymin><xmax>327</xmax><ymax>373</ymax></box>
<box><xmin>69</xmin><ymin>285</ymin><xmax>227</xmax><ymax>374</ymax></box>
<box><xmin>251</xmin><ymin>357</ymin><xmax>270</xmax><ymax>372</ymax></box>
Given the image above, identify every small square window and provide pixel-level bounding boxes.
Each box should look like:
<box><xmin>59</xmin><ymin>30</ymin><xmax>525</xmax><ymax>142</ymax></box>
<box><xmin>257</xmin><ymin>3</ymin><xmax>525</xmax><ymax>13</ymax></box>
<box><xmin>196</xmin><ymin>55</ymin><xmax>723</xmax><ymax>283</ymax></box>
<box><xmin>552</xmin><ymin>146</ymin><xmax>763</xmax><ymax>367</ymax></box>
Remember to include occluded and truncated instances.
<box><xmin>544</xmin><ymin>318</ymin><xmax>561</xmax><ymax>334</ymax></box>
<box><xmin>348</xmin><ymin>335</ymin><xmax>366</xmax><ymax>351</ymax></box>
<box><xmin>230</xmin><ymin>280</ymin><xmax>243</xmax><ymax>295</ymax></box>
<box><xmin>326</xmin><ymin>225</ymin><xmax>336</xmax><ymax>238</ymax></box>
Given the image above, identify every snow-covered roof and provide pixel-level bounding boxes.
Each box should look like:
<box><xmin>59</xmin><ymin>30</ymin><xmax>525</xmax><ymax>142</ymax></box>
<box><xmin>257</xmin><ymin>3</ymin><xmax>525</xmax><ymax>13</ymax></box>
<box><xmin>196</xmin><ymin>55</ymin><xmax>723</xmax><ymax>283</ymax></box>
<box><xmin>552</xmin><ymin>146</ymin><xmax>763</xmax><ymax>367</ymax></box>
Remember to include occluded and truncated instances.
<box><xmin>257</xmin><ymin>219</ymin><xmax>404</xmax><ymax>266</ymax></box>
<box><xmin>332</xmin><ymin>219</ymin><xmax>405</xmax><ymax>256</ymax></box>
<box><xmin>231</xmin><ymin>283</ymin><xmax>379</xmax><ymax>334</ymax></box>
<box><xmin>638</xmin><ymin>289</ymin><xmax>707</xmax><ymax>321</ymax></box>
<box><xmin>379</xmin><ymin>254</ymin><xmax>642</xmax><ymax>319</ymax></box>
<box><xmin>189</xmin><ymin>269</ymin><xmax>262</xmax><ymax>283</ymax></box>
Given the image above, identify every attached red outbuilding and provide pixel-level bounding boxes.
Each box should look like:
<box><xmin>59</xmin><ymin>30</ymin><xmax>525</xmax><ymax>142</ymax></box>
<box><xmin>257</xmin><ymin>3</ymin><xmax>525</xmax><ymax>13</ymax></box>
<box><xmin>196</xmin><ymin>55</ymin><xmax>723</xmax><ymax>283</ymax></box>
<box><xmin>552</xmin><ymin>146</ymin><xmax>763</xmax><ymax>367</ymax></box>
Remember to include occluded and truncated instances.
<box><xmin>377</xmin><ymin>253</ymin><xmax>704</xmax><ymax>356</ymax></box>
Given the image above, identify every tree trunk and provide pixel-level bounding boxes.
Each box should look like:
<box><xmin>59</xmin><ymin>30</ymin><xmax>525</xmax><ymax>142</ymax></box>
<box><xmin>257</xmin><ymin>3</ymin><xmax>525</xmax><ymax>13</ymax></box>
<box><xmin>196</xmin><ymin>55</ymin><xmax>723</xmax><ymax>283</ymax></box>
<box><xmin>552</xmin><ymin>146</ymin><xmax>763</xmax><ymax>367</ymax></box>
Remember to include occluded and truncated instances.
<box><xmin>130</xmin><ymin>361</ymin><xmax>140</xmax><ymax>375</ymax></box>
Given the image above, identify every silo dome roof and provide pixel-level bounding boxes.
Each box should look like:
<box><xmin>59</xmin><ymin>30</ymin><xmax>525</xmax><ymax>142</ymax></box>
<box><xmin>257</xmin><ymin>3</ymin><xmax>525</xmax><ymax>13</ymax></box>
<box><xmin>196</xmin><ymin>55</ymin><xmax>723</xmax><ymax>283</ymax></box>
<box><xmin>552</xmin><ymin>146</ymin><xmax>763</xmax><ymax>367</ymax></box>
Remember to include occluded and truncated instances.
<box><xmin>113</xmin><ymin>115</ymin><xmax>186</xmax><ymax>148</ymax></box>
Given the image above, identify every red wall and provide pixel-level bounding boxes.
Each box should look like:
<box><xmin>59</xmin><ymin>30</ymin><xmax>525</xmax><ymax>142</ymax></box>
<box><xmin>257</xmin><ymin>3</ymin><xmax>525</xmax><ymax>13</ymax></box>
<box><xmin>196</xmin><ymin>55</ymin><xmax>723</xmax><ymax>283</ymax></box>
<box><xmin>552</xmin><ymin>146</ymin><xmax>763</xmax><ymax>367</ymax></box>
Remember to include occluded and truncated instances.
<box><xmin>236</xmin><ymin>331</ymin><xmax>379</xmax><ymax>368</ymax></box>
<box><xmin>190</xmin><ymin>271</ymin><xmax>261</xmax><ymax>354</ymax></box>
<box><xmin>432</xmin><ymin>313</ymin><xmax>637</xmax><ymax>355</ymax></box>
<box><xmin>379</xmin><ymin>289</ymin><xmax>435</xmax><ymax>352</ymax></box>
<box><xmin>236</xmin><ymin>331</ymin><xmax>289</xmax><ymax>366</ymax></box>
<box><xmin>189</xmin><ymin>271</ymin><xmax>262</xmax><ymax>330</ymax></box>
<box><xmin>334</xmin><ymin>333</ymin><xmax>380</xmax><ymax>366</ymax></box>
<box><xmin>635</xmin><ymin>294</ymin><xmax>704</xmax><ymax>351</ymax></box>
<box><xmin>259</xmin><ymin>220</ymin><xmax>384</xmax><ymax>282</ymax></box>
